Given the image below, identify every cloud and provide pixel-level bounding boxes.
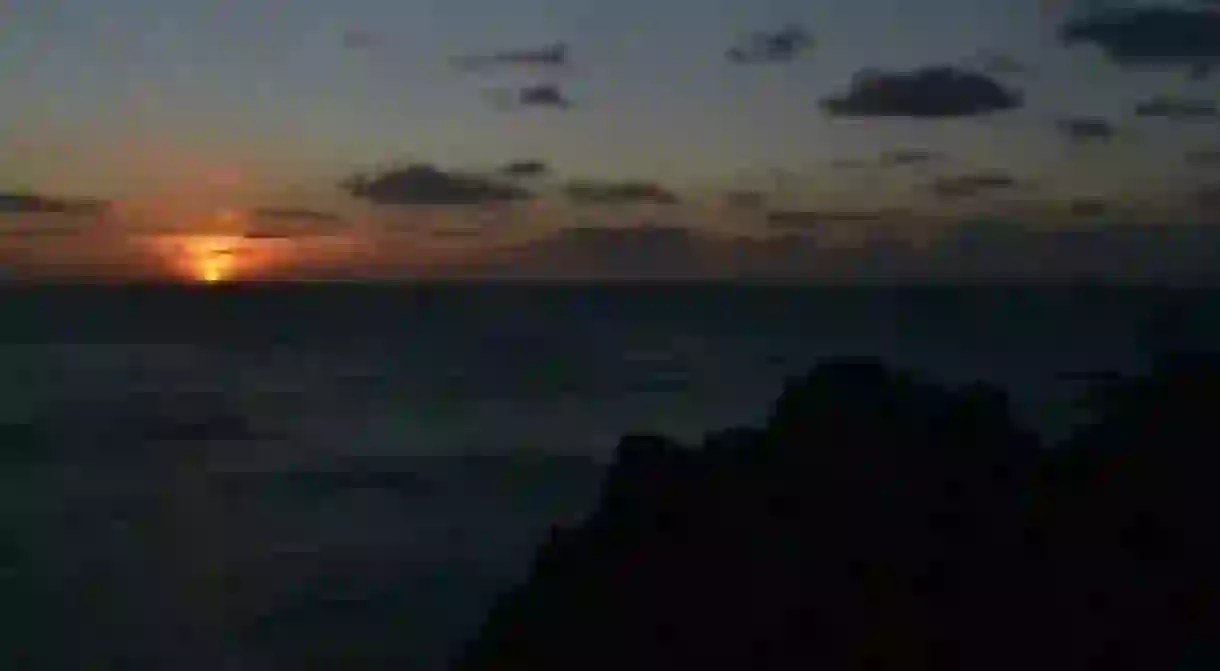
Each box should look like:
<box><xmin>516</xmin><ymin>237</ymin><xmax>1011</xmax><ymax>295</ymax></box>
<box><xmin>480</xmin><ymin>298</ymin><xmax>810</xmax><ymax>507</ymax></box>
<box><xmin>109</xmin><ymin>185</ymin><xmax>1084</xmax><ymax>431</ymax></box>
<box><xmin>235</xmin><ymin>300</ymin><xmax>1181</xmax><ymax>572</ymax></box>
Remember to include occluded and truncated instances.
<box><xmin>478</xmin><ymin>224</ymin><xmax>914</xmax><ymax>281</ymax></box>
<box><xmin>240</xmin><ymin>227</ymin><xmax>344</xmax><ymax>240</ymax></box>
<box><xmin>1134</xmin><ymin>96</ymin><xmax>1218</xmax><ymax>121</ymax></box>
<box><xmin>727</xmin><ymin>25</ymin><xmax>813</xmax><ymax>64</ymax></box>
<box><xmin>928</xmin><ymin>220</ymin><xmax>1220</xmax><ymax>282</ymax></box>
<box><xmin>251</xmin><ymin>208</ymin><xmax>345</xmax><ymax>224</ymax></box>
<box><xmin>430</xmin><ymin>227</ymin><xmax>484</xmax><ymax>238</ymax></box>
<box><xmin>241</xmin><ymin>207</ymin><xmax>349</xmax><ymax>239</ymax></box>
<box><xmin>1057</xmin><ymin>116</ymin><xmax>1117</xmax><ymax>142</ymax></box>
<box><xmin>1060</xmin><ymin>7</ymin><xmax>1220</xmax><ymax>79</ymax></box>
<box><xmin>437</xmin><ymin>216</ymin><xmax>1220</xmax><ymax>283</ymax></box>
<box><xmin>343</xmin><ymin>164</ymin><xmax>533</xmax><ymax>206</ymax></box>
<box><xmin>722</xmin><ymin>191</ymin><xmax>767</xmax><ymax>210</ymax></box>
<box><xmin>879</xmin><ymin>149</ymin><xmax>944</xmax><ymax>166</ymax></box>
<box><xmin>453</xmin><ymin>43</ymin><xmax>569</xmax><ymax>72</ymax></box>
<box><xmin>821</xmin><ymin>66</ymin><xmax>1022</xmax><ymax>118</ymax></box>
<box><xmin>500</xmin><ymin>160</ymin><xmax>550</xmax><ymax>178</ymax></box>
<box><xmin>930</xmin><ymin>172</ymin><xmax>1020</xmax><ymax>198</ymax></box>
<box><xmin>0</xmin><ymin>192</ymin><xmax>110</xmax><ymax>216</ymax></box>
<box><xmin>519</xmin><ymin>85</ymin><xmax>572</xmax><ymax>108</ymax></box>
<box><xmin>483</xmin><ymin>225</ymin><xmax>717</xmax><ymax>279</ymax></box>
<box><xmin>563</xmin><ymin>180</ymin><xmax>679</xmax><ymax>206</ymax></box>
<box><xmin>0</xmin><ymin>226</ymin><xmax>83</xmax><ymax>238</ymax></box>
<box><xmin>767</xmin><ymin>210</ymin><xmax>889</xmax><ymax>230</ymax></box>
<box><xmin>489</xmin><ymin>85</ymin><xmax>573</xmax><ymax>110</ymax></box>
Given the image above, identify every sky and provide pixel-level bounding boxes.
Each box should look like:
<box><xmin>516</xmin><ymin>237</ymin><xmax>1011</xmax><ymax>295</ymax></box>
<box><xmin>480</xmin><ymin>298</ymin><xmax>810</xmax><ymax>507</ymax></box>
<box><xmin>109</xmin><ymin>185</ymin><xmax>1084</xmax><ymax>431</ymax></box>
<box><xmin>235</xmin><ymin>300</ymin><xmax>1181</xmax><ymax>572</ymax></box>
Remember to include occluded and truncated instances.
<box><xmin>1</xmin><ymin>0</ymin><xmax>1219</xmax><ymax>281</ymax></box>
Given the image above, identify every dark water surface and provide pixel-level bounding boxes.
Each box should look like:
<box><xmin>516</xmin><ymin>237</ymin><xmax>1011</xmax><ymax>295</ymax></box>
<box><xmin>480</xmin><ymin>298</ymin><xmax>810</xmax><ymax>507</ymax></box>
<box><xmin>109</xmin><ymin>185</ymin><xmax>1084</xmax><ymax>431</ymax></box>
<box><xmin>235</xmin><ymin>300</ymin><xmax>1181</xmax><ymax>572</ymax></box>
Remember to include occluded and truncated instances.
<box><xmin>5</xmin><ymin>283</ymin><xmax>1217</xmax><ymax>668</ymax></box>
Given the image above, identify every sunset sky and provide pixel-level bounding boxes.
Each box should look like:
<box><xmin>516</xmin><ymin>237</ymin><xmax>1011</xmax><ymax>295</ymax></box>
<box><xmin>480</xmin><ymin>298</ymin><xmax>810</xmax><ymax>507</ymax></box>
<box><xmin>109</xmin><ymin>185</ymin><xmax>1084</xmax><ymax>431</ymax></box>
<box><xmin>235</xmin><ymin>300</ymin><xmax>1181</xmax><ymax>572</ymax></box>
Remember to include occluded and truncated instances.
<box><xmin>2</xmin><ymin>0</ymin><xmax>1218</xmax><ymax>281</ymax></box>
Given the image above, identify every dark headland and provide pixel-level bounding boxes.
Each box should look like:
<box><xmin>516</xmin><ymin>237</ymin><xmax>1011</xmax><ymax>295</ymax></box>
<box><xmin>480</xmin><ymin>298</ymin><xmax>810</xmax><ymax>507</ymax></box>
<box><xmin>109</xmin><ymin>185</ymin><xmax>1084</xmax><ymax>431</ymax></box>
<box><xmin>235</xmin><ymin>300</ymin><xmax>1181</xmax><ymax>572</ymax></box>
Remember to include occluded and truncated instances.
<box><xmin>454</xmin><ymin>352</ymin><xmax>1220</xmax><ymax>670</ymax></box>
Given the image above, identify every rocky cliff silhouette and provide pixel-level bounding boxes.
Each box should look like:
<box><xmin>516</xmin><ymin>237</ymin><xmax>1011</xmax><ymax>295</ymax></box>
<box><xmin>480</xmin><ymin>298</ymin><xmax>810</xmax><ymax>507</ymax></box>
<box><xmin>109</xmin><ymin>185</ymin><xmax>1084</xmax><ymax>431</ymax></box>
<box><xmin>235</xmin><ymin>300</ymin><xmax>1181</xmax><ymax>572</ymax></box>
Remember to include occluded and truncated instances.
<box><xmin>453</xmin><ymin>354</ymin><xmax>1220</xmax><ymax>670</ymax></box>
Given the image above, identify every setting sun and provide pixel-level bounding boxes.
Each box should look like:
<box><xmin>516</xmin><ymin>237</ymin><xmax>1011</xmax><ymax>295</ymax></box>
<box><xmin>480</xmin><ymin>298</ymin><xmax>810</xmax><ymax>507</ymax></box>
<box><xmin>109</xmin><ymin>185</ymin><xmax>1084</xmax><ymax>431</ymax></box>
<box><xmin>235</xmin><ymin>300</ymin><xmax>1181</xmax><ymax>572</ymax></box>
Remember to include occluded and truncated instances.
<box><xmin>199</xmin><ymin>255</ymin><xmax>227</xmax><ymax>283</ymax></box>
<box><xmin>177</xmin><ymin>236</ymin><xmax>241</xmax><ymax>284</ymax></box>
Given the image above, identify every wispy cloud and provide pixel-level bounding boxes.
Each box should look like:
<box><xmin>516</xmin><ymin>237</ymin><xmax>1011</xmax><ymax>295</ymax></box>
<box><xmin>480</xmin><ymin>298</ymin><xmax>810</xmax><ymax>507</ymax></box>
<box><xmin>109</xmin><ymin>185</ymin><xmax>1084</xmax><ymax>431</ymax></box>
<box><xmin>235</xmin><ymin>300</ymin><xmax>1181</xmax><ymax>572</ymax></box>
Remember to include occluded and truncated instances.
<box><xmin>452</xmin><ymin>43</ymin><xmax>569</xmax><ymax>71</ymax></box>
<box><xmin>500</xmin><ymin>160</ymin><xmax>551</xmax><ymax>178</ymax></box>
<box><xmin>726</xmin><ymin>25</ymin><xmax>813</xmax><ymax>64</ymax></box>
<box><xmin>767</xmin><ymin>210</ymin><xmax>889</xmax><ymax>231</ymax></box>
<box><xmin>0</xmin><ymin>192</ymin><xmax>110</xmax><ymax>216</ymax></box>
<box><xmin>930</xmin><ymin>172</ymin><xmax>1021</xmax><ymax>198</ymax></box>
<box><xmin>430</xmin><ymin>227</ymin><xmax>485</xmax><ymax>238</ymax></box>
<box><xmin>251</xmin><ymin>208</ymin><xmax>345</xmax><ymax>224</ymax></box>
<box><xmin>462</xmin><ymin>219</ymin><xmax>1220</xmax><ymax>283</ymax></box>
<box><xmin>1057</xmin><ymin>117</ymin><xmax>1118</xmax><ymax>142</ymax></box>
<box><xmin>489</xmin><ymin>85</ymin><xmax>574</xmax><ymax>111</ymax></box>
<box><xmin>240</xmin><ymin>207</ymin><xmax>350</xmax><ymax>239</ymax></box>
<box><xmin>878</xmin><ymin>149</ymin><xmax>944</xmax><ymax>167</ymax></box>
<box><xmin>563</xmin><ymin>180</ymin><xmax>680</xmax><ymax>206</ymax></box>
<box><xmin>484</xmin><ymin>225</ymin><xmax>718</xmax><ymax>279</ymax></box>
<box><xmin>722</xmin><ymin>190</ymin><xmax>767</xmax><ymax>210</ymax></box>
<box><xmin>1134</xmin><ymin>96</ymin><xmax>1218</xmax><ymax>121</ymax></box>
<box><xmin>0</xmin><ymin>226</ymin><xmax>84</xmax><ymax>238</ymax></box>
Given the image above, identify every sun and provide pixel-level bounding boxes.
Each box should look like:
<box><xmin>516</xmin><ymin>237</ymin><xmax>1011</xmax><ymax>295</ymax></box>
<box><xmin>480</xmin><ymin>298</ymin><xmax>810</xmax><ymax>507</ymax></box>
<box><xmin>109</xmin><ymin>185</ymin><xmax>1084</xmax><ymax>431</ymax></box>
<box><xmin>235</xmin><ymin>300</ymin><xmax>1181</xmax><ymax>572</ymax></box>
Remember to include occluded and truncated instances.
<box><xmin>199</xmin><ymin>256</ymin><xmax>226</xmax><ymax>283</ymax></box>
<box><xmin>188</xmin><ymin>240</ymin><xmax>237</xmax><ymax>284</ymax></box>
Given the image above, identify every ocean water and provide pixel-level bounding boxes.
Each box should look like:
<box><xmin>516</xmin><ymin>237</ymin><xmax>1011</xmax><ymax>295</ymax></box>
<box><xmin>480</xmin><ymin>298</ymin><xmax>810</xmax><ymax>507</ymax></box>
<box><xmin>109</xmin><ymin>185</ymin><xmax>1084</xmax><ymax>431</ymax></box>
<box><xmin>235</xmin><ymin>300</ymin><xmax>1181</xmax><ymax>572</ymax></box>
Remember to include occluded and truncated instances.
<box><xmin>4</xmin><ymin>284</ymin><xmax>1218</xmax><ymax>669</ymax></box>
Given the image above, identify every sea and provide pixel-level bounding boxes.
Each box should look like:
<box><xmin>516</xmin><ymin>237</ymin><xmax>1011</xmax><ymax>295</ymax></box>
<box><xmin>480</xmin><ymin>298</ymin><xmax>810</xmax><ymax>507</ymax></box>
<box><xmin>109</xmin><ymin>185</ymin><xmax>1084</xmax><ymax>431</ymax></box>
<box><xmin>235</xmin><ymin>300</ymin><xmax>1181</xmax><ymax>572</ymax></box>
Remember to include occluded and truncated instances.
<box><xmin>4</xmin><ymin>283</ymin><xmax>1218</xmax><ymax>669</ymax></box>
